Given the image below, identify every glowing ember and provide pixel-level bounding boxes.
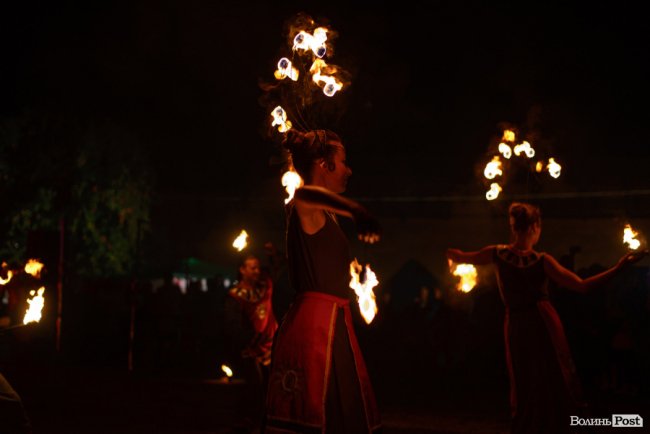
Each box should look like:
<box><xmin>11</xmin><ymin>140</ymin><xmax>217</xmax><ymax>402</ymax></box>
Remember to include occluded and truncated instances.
<box><xmin>221</xmin><ymin>364</ymin><xmax>233</xmax><ymax>378</ymax></box>
<box><xmin>24</xmin><ymin>259</ymin><xmax>44</xmax><ymax>279</ymax></box>
<box><xmin>484</xmin><ymin>156</ymin><xmax>503</xmax><ymax>179</ymax></box>
<box><xmin>274</xmin><ymin>57</ymin><xmax>299</xmax><ymax>81</ymax></box>
<box><xmin>282</xmin><ymin>170</ymin><xmax>303</xmax><ymax>204</ymax></box>
<box><xmin>513</xmin><ymin>141</ymin><xmax>535</xmax><ymax>158</ymax></box>
<box><xmin>0</xmin><ymin>269</ymin><xmax>13</xmax><ymax>285</ymax></box>
<box><xmin>502</xmin><ymin>130</ymin><xmax>515</xmax><ymax>142</ymax></box>
<box><xmin>271</xmin><ymin>106</ymin><xmax>293</xmax><ymax>133</ymax></box>
<box><xmin>23</xmin><ymin>286</ymin><xmax>45</xmax><ymax>324</ymax></box>
<box><xmin>623</xmin><ymin>224</ymin><xmax>641</xmax><ymax>250</ymax></box>
<box><xmin>233</xmin><ymin>230</ymin><xmax>249</xmax><ymax>252</ymax></box>
<box><xmin>498</xmin><ymin>143</ymin><xmax>512</xmax><ymax>159</ymax></box>
<box><xmin>451</xmin><ymin>263</ymin><xmax>477</xmax><ymax>293</ymax></box>
<box><xmin>349</xmin><ymin>259</ymin><xmax>379</xmax><ymax>324</ymax></box>
<box><xmin>536</xmin><ymin>161</ymin><xmax>543</xmax><ymax>172</ymax></box>
<box><xmin>486</xmin><ymin>182</ymin><xmax>502</xmax><ymax>201</ymax></box>
<box><xmin>547</xmin><ymin>158</ymin><xmax>561</xmax><ymax>178</ymax></box>
<box><xmin>310</xmin><ymin>59</ymin><xmax>343</xmax><ymax>97</ymax></box>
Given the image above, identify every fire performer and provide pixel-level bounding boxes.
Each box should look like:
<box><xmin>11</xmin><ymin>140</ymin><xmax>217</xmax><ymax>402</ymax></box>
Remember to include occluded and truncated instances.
<box><xmin>264</xmin><ymin>129</ymin><xmax>381</xmax><ymax>434</ymax></box>
<box><xmin>446</xmin><ymin>202</ymin><xmax>647</xmax><ymax>434</ymax></box>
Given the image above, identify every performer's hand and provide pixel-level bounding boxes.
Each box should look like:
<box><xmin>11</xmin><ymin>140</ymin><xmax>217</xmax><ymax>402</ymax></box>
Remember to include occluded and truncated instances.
<box><xmin>617</xmin><ymin>249</ymin><xmax>648</xmax><ymax>268</ymax></box>
<box><xmin>352</xmin><ymin>206</ymin><xmax>381</xmax><ymax>244</ymax></box>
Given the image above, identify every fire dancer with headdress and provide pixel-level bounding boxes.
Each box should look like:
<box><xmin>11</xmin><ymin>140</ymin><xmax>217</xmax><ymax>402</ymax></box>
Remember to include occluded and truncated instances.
<box><xmin>264</xmin><ymin>129</ymin><xmax>381</xmax><ymax>434</ymax></box>
<box><xmin>446</xmin><ymin>202</ymin><xmax>647</xmax><ymax>434</ymax></box>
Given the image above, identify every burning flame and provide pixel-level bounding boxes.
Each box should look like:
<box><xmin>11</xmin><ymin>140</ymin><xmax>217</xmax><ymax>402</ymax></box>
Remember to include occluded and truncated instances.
<box><xmin>282</xmin><ymin>170</ymin><xmax>303</xmax><ymax>204</ymax></box>
<box><xmin>274</xmin><ymin>57</ymin><xmax>299</xmax><ymax>81</ymax></box>
<box><xmin>349</xmin><ymin>259</ymin><xmax>378</xmax><ymax>324</ymax></box>
<box><xmin>0</xmin><ymin>270</ymin><xmax>13</xmax><ymax>285</ymax></box>
<box><xmin>623</xmin><ymin>224</ymin><xmax>641</xmax><ymax>250</ymax></box>
<box><xmin>486</xmin><ymin>182</ymin><xmax>502</xmax><ymax>201</ymax></box>
<box><xmin>310</xmin><ymin>59</ymin><xmax>343</xmax><ymax>97</ymax></box>
<box><xmin>233</xmin><ymin>230</ymin><xmax>249</xmax><ymax>252</ymax></box>
<box><xmin>24</xmin><ymin>259</ymin><xmax>44</xmax><ymax>279</ymax></box>
<box><xmin>484</xmin><ymin>156</ymin><xmax>503</xmax><ymax>179</ymax></box>
<box><xmin>23</xmin><ymin>286</ymin><xmax>45</xmax><ymax>324</ymax></box>
<box><xmin>513</xmin><ymin>141</ymin><xmax>535</xmax><ymax>158</ymax></box>
<box><xmin>547</xmin><ymin>158</ymin><xmax>561</xmax><ymax>178</ymax></box>
<box><xmin>293</xmin><ymin>27</ymin><xmax>328</xmax><ymax>58</ymax></box>
<box><xmin>221</xmin><ymin>364</ymin><xmax>233</xmax><ymax>378</ymax></box>
<box><xmin>451</xmin><ymin>263</ymin><xmax>477</xmax><ymax>293</ymax></box>
<box><xmin>502</xmin><ymin>130</ymin><xmax>515</xmax><ymax>142</ymax></box>
<box><xmin>536</xmin><ymin>161</ymin><xmax>543</xmax><ymax>172</ymax></box>
<box><xmin>498</xmin><ymin>143</ymin><xmax>512</xmax><ymax>159</ymax></box>
<box><xmin>271</xmin><ymin>106</ymin><xmax>292</xmax><ymax>133</ymax></box>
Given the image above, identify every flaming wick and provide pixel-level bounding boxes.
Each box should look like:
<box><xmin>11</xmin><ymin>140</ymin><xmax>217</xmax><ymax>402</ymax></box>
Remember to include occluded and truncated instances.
<box><xmin>23</xmin><ymin>287</ymin><xmax>45</xmax><ymax>325</ymax></box>
<box><xmin>451</xmin><ymin>263</ymin><xmax>477</xmax><ymax>293</ymax></box>
<box><xmin>349</xmin><ymin>259</ymin><xmax>379</xmax><ymax>324</ymax></box>
<box><xmin>623</xmin><ymin>224</ymin><xmax>641</xmax><ymax>250</ymax></box>
<box><xmin>233</xmin><ymin>230</ymin><xmax>249</xmax><ymax>252</ymax></box>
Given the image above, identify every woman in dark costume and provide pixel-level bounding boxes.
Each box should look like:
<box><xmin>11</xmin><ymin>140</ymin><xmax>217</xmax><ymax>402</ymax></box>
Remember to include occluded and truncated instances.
<box><xmin>446</xmin><ymin>202</ymin><xmax>646</xmax><ymax>434</ymax></box>
<box><xmin>264</xmin><ymin>129</ymin><xmax>381</xmax><ymax>434</ymax></box>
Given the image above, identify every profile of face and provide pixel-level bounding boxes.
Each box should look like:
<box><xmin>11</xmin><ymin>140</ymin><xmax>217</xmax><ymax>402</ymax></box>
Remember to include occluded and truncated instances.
<box><xmin>240</xmin><ymin>258</ymin><xmax>261</xmax><ymax>284</ymax></box>
<box><xmin>530</xmin><ymin>222</ymin><xmax>542</xmax><ymax>245</ymax></box>
<box><xmin>320</xmin><ymin>145</ymin><xmax>352</xmax><ymax>193</ymax></box>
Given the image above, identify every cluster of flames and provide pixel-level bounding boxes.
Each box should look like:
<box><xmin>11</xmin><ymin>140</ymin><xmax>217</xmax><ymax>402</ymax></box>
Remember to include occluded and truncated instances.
<box><xmin>0</xmin><ymin>259</ymin><xmax>46</xmax><ymax>325</ymax></box>
<box><xmin>450</xmin><ymin>262</ymin><xmax>477</xmax><ymax>293</ymax></box>
<box><xmin>349</xmin><ymin>259</ymin><xmax>379</xmax><ymax>324</ymax></box>
<box><xmin>232</xmin><ymin>230</ymin><xmax>249</xmax><ymax>252</ymax></box>
<box><xmin>623</xmin><ymin>224</ymin><xmax>641</xmax><ymax>250</ymax></box>
<box><xmin>483</xmin><ymin>129</ymin><xmax>562</xmax><ymax>200</ymax></box>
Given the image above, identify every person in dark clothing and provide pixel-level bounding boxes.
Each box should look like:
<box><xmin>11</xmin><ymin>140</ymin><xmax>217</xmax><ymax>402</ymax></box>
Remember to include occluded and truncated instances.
<box><xmin>0</xmin><ymin>372</ymin><xmax>32</xmax><ymax>434</ymax></box>
<box><xmin>446</xmin><ymin>202</ymin><xmax>647</xmax><ymax>434</ymax></box>
<box><xmin>264</xmin><ymin>129</ymin><xmax>381</xmax><ymax>434</ymax></box>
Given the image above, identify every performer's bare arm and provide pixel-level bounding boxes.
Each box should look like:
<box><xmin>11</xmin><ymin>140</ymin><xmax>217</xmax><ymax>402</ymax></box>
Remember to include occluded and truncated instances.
<box><xmin>294</xmin><ymin>186</ymin><xmax>380</xmax><ymax>243</ymax></box>
<box><xmin>446</xmin><ymin>246</ymin><xmax>496</xmax><ymax>265</ymax></box>
<box><xmin>544</xmin><ymin>250</ymin><xmax>647</xmax><ymax>293</ymax></box>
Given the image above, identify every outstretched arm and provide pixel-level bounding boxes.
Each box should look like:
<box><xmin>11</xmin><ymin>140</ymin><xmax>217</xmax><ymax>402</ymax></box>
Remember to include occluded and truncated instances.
<box><xmin>446</xmin><ymin>246</ymin><xmax>496</xmax><ymax>266</ymax></box>
<box><xmin>294</xmin><ymin>186</ymin><xmax>381</xmax><ymax>243</ymax></box>
<box><xmin>544</xmin><ymin>250</ymin><xmax>647</xmax><ymax>293</ymax></box>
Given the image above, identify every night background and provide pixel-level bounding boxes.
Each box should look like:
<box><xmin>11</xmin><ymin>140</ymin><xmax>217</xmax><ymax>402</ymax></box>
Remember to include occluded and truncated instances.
<box><xmin>1</xmin><ymin>1</ymin><xmax>649</xmax><ymax>433</ymax></box>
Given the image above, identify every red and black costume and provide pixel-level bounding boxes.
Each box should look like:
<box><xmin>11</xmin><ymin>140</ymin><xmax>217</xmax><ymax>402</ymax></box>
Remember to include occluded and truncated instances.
<box><xmin>229</xmin><ymin>276</ymin><xmax>278</xmax><ymax>367</ymax></box>
<box><xmin>264</xmin><ymin>207</ymin><xmax>381</xmax><ymax>434</ymax></box>
<box><xmin>494</xmin><ymin>246</ymin><xmax>582</xmax><ymax>434</ymax></box>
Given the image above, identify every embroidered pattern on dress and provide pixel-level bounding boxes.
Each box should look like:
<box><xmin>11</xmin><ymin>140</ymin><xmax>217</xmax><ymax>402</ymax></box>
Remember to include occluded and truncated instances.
<box><xmin>496</xmin><ymin>245</ymin><xmax>542</xmax><ymax>268</ymax></box>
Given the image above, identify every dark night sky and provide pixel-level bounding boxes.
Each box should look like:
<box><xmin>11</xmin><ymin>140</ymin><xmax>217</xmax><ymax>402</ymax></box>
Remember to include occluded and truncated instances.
<box><xmin>3</xmin><ymin>1</ymin><xmax>650</xmax><ymax>198</ymax></box>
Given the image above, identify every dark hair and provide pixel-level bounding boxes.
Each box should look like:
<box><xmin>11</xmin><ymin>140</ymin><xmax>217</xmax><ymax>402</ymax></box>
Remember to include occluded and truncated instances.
<box><xmin>282</xmin><ymin>129</ymin><xmax>342</xmax><ymax>182</ymax></box>
<box><xmin>508</xmin><ymin>202</ymin><xmax>541</xmax><ymax>233</ymax></box>
<box><xmin>237</xmin><ymin>254</ymin><xmax>259</xmax><ymax>280</ymax></box>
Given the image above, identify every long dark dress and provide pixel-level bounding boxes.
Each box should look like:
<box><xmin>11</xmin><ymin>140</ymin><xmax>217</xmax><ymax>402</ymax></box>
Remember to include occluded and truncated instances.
<box><xmin>494</xmin><ymin>246</ymin><xmax>582</xmax><ymax>434</ymax></box>
<box><xmin>264</xmin><ymin>207</ymin><xmax>380</xmax><ymax>434</ymax></box>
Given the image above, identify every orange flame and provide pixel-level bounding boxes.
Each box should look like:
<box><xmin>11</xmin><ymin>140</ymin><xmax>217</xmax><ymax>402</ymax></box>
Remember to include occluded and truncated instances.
<box><xmin>282</xmin><ymin>170</ymin><xmax>303</xmax><ymax>204</ymax></box>
<box><xmin>451</xmin><ymin>263</ymin><xmax>477</xmax><ymax>293</ymax></box>
<box><xmin>484</xmin><ymin>156</ymin><xmax>503</xmax><ymax>179</ymax></box>
<box><xmin>547</xmin><ymin>158</ymin><xmax>561</xmax><ymax>178</ymax></box>
<box><xmin>221</xmin><ymin>364</ymin><xmax>233</xmax><ymax>377</ymax></box>
<box><xmin>271</xmin><ymin>106</ymin><xmax>292</xmax><ymax>133</ymax></box>
<box><xmin>502</xmin><ymin>130</ymin><xmax>515</xmax><ymax>142</ymax></box>
<box><xmin>293</xmin><ymin>27</ymin><xmax>328</xmax><ymax>58</ymax></box>
<box><xmin>0</xmin><ymin>270</ymin><xmax>13</xmax><ymax>285</ymax></box>
<box><xmin>498</xmin><ymin>143</ymin><xmax>512</xmax><ymax>159</ymax></box>
<box><xmin>274</xmin><ymin>57</ymin><xmax>299</xmax><ymax>81</ymax></box>
<box><xmin>233</xmin><ymin>230</ymin><xmax>249</xmax><ymax>252</ymax></box>
<box><xmin>349</xmin><ymin>259</ymin><xmax>378</xmax><ymax>324</ymax></box>
<box><xmin>24</xmin><ymin>259</ymin><xmax>44</xmax><ymax>279</ymax></box>
<box><xmin>514</xmin><ymin>141</ymin><xmax>535</xmax><ymax>158</ymax></box>
<box><xmin>310</xmin><ymin>59</ymin><xmax>343</xmax><ymax>97</ymax></box>
<box><xmin>486</xmin><ymin>182</ymin><xmax>502</xmax><ymax>201</ymax></box>
<box><xmin>623</xmin><ymin>224</ymin><xmax>641</xmax><ymax>250</ymax></box>
<box><xmin>23</xmin><ymin>286</ymin><xmax>45</xmax><ymax>324</ymax></box>
<box><xmin>536</xmin><ymin>161</ymin><xmax>543</xmax><ymax>172</ymax></box>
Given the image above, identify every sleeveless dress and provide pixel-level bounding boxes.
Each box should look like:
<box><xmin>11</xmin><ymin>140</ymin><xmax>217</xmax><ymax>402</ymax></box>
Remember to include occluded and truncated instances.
<box><xmin>494</xmin><ymin>246</ymin><xmax>582</xmax><ymax>434</ymax></box>
<box><xmin>264</xmin><ymin>206</ymin><xmax>381</xmax><ymax>434</ymax></box>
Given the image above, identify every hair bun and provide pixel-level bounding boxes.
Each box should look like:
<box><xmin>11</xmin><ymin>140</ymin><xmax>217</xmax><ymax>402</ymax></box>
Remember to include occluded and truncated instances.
<box><xmin>282</xmin><ymin>129</ymin><xmax>305</xmax><ymax>153</ymax></box>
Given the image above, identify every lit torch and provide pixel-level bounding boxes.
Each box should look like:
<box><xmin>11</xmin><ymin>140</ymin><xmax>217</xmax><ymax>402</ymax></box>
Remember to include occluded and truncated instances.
<box><xmin>502</xmin><ymin>129</ymin><xmax>515</xmax><ymax>143</ymax></box>
<box><xmin>281</xmin><ymin>170</ymin><xmax>303</xmax><ymax>204</ymax></box>
<box><xmin>498</xmin><ymin>143</ymin><xmax>512</xmax><ymax>159</ymax></box>
<box><xmin>24</xmin><ymin>259</ymin><xmax>44</xmax><ymax>279</ymax></box>
<box><xmin>274</xmin><ymin>58</ymin><xmax>299</xmax><ymax>81</ymax></box>
<box><xmin>450</xmin><ymin>263</ymin><xmax>477</xmax><ymax>293</ymax></box>
<box><xmin>486</xmin><ymin>182</ymin><xmax>502</xmax><ymax>201</ymax></box>
<box><xmin>349</xmin><ymin>259</ymin><xmax>378</xmax><ymax>324</ymax></box>
<box><xmin>221</xmin><ymin>364</ymin><xmax>233</xmax><ymax>378</ymax></box>
<box><xmin>293</xmin><ymin>27</ymin><xmax>328</xmax><ymax>58</ymax></box>
<box><xmin>271</xmin><ymin>106</ymin><xmax>292</xmax><ymax>133</ymax></box>
<box><xmin>233</xmin><ymin>230</ymin><xmax>249</xmax><ymax>252</ymax></box>
<box><xmin>0</xmin><ymin>270</ymin><xmax>13</xmax><ymax>285</ymax></box>
<box><xmin>310</xmin><ymin>59</ymin><xmax>343</xmax><ymax>97</ymax></box>
<box><xmin>623</xmin><ymin>224</ymin><xmax>641</xmax><ymax>250</ymax></box>
<box><xmin>514</xmin><ymin>141</ymin><xmax>535</xmax><ymax>158</ymax></box>
<box><xmin>547</xmin><ymin>158</ymin><xmax>561</xmax><ymax>178</ymax></box>
<box><xmin>484</xmin><ymin>156</ymin><xmax>503</xmax><ymax>180</ymax></box>
<box><xmin>23</xmin><ymin>286</ymin><xmax>45</xmax><ymax>325</ymax></box>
